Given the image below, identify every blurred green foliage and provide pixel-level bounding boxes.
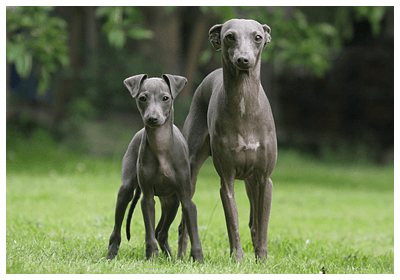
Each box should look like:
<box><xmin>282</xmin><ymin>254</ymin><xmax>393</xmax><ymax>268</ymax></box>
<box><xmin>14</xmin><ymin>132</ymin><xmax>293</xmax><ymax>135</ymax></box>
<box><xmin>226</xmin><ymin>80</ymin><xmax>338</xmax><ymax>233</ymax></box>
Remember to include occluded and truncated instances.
<box><xmin>96</xmin><ymin>7</ymin><xmax>153</xmax><ymax>49</ymax></box>
<box><xmin>263</xmin><ymin>7</ymin><xmax>340</xmax><ymax>77</ymax></box>
<box><xmin>6</xmin><ymin>6</ymin><xmax>153</xmax><ymax>95</ymax></box>
<box><xmin>6</xmin><ymin>6</ymin><xmax>69</xmax><ymax>94</ymax></box>
<box><xmin>353</xmin><ymin>6</ymin><xmax>387</xmax><ymax>36</ymax></box>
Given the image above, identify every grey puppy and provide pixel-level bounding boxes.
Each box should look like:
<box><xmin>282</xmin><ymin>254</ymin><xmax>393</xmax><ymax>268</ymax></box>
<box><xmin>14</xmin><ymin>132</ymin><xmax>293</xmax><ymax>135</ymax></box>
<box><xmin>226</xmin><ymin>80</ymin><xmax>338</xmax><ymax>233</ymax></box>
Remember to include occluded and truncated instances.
<box><xmin>107</xmin><ymin>74</ymin><xmax>203</xmax><ymax>262</ymax></box>
<box><xmin>178</xmin><ymin>19</ymin><xmax>277</xmax><ymax>263</ymax></box>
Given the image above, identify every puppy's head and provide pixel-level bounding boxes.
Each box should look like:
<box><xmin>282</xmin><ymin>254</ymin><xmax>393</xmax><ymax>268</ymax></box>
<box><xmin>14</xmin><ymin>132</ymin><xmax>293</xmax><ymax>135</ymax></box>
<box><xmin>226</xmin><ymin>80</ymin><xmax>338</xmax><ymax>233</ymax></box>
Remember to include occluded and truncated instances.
<box><xmin>123</xmin><ymin>74</ymin><xmax>187</xmax><ymax>127</ymax></box>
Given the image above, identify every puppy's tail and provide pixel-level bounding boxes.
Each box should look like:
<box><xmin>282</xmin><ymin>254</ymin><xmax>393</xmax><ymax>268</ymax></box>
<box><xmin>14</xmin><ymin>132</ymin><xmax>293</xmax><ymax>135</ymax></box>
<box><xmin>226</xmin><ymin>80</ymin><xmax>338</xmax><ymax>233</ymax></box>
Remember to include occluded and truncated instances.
<box><xmin>126</xmin><ymin>186</ymin><xmax>141</xmax><ymax>241</ymax></box>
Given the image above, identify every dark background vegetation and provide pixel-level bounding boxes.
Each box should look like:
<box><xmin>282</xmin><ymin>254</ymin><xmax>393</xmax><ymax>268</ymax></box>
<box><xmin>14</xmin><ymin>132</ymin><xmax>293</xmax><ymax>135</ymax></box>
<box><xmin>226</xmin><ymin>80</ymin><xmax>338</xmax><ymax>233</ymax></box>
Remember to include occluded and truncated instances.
<box><xmin>6</xmin><ymin>6</ymin><xmax>394</xmax><ymax>165</ymax></box>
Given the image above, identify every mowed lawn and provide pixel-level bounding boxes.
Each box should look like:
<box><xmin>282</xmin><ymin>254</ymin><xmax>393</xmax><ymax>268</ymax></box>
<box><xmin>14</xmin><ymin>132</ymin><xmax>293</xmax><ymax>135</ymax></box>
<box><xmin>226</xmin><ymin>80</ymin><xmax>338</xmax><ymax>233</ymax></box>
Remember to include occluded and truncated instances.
<box><xmin>6</xmin><ymin>134</ymin><xmax>394</xmax><ymax>273</ymax></box>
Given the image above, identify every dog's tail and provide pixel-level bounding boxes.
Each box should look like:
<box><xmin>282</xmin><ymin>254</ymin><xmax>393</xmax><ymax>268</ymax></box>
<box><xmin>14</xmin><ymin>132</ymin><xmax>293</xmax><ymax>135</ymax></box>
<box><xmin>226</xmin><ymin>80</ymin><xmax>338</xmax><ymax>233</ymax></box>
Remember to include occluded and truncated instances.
<box><xmin>126</xmin><ymin>186</ymin><xmax>141</xmax><ymax>241</ymax></box>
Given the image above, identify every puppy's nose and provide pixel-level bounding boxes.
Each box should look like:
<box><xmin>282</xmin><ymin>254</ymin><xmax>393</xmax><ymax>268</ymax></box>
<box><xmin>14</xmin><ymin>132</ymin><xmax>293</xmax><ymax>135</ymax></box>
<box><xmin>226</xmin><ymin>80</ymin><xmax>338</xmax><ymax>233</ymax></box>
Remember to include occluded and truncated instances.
<box><xmin>148</xmin><ymin>117</ymin><xmax>158</xmax><ymax>124</ymax></box>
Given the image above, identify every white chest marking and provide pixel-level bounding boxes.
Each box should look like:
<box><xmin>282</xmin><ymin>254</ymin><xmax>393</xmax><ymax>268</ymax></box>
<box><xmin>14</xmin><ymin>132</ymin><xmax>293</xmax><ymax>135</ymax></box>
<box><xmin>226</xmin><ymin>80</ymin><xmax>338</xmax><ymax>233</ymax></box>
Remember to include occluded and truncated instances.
<box><xmin>233</xmin><ymin>134</ymin><xmax>260</xmax><ymax>153</ymax></box>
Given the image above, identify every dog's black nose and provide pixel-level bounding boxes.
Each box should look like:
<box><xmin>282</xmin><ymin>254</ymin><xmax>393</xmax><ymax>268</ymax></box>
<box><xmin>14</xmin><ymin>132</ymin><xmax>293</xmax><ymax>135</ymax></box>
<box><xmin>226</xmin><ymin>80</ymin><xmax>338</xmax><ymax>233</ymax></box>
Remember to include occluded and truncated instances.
<box><xmin>237</xmin><ymin>57</ymin><xmax>249</xmax><ymax>66</ymax></box>
<box><xmin>148</xmin><ymin>117</ymin><xmax>158</xmax><ymax>123</ymax></box>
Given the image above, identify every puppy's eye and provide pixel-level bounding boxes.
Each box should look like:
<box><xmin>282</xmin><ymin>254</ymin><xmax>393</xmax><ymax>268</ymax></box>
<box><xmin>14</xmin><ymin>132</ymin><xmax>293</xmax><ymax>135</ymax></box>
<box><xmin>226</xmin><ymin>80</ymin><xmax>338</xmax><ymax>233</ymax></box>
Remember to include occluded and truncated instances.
<box><xmin>162</xmin><ymin>96</ymin><xmax>170</xmax><ymax>101</ymax></box>
<box><xmin>139</xmin><ymin>96</ymin><xmax>147</xmax><ymax>102</ymax></box>
<box><xmin>255</xmin><ymin>35</ymin><xmax>262</xmax><ymax>42</ymax></box>
<box><xmin>226</xmin><ymin>34</ymin><xmax>235</xmax><ymax>41</ymax></box>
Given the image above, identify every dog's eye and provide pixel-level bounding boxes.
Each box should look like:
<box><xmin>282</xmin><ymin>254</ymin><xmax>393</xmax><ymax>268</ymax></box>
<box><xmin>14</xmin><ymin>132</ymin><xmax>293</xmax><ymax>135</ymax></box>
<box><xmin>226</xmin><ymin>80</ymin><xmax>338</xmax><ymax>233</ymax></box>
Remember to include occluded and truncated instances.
<box><xmin>226</xmin><ymin>34</ymin><xmax>235</xmax><ymax>41</ymax></box>
<box><xmin>162</xmin><ymin>96</ymin><xmax>170</xmax><ymax>101</ymax></box>
<box><xmin>139</xmin><ymin>96</ymin><xmax>147</xmax><ymax>102</ymax></box>
<box><xmin>255</xmin><ymin>35</ymin><xmax>262</xmax><ymax>42</ymax></box>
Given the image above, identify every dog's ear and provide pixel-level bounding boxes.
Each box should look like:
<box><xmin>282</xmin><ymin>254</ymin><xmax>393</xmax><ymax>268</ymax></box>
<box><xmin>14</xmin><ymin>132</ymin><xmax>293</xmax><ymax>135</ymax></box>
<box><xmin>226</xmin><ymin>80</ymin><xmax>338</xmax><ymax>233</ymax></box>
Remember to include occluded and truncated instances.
<box><xmin>162</xmin><ymin>74</ymin><xmax>187</xmax><ymax>99</ymax></box>
<box><xmin>123</xmin><ymin>74</ymin><xmax>148</xmax><ymax>98</ymax></box>
<box><xmin>262</xmin><ymin>24</ymin><xmax>272</xmax><ymax>49</ymax></box>
<box><xmin>209</xmin><ymin>24</ymin><xmax>223</xmax><ymax>51</ymax></box>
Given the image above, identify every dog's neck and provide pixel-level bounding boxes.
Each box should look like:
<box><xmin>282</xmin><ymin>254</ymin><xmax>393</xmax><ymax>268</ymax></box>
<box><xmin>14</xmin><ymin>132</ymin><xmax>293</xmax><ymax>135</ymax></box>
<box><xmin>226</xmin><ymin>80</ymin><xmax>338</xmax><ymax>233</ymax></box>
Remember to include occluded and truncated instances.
<box><xmin>144</xmin><ymin>113</ymin><xmax>174</xmax><ymax>155</ymax></box>
<box><xmin>222</xmin><ymin>58</ymin><xmax>262</xmax><ymax>117</ymax></box>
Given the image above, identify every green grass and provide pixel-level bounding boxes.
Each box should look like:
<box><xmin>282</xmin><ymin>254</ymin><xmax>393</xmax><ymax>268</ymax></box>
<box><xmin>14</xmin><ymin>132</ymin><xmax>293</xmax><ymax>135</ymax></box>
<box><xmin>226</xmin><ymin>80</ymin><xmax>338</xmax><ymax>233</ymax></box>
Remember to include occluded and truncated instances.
<box><xmin>6</xmin><ymin>130</ymin><xmax>394</xmax><ymax>273</ymax></box>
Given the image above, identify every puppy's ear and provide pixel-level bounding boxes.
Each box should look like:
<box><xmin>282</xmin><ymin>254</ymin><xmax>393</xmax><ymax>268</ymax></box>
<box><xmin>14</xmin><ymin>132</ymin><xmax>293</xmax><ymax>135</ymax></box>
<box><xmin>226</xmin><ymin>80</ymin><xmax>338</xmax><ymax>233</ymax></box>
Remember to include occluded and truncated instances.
<box><xmin>209</xmin><ymin>24</ymin><xmax>223</xmax><ymax>51</ymax></box>
<box><xmin>262</xmin><ymin>24</ymin><xmax>272</xmax><ymax>49</ymax></box>
<box><xmin>162</xmin><ymin>74</ymin><xmax>187</xmax><ymax>99</ymax></box>
<box><xmin>123</xmin><ymin>74</ymin><xmax>148</xmax><ymax>98</ymax></box>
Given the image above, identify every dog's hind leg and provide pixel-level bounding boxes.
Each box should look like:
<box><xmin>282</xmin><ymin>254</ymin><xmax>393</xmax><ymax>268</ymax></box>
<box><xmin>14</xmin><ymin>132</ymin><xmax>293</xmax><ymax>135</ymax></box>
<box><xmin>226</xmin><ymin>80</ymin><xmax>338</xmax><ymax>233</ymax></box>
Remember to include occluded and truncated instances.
<box><xmin>107</xmin><ymin>133</ymin><xmax>141</xmax><ymax>260</ymax></box>
<box><xmin>107</xmin><ymin>179</ymin><xmax>137</xmax><ymax>260</ymax></box>
<box><xmin>177</xmin><ymin>137</ymin><xmax>209</xmax><ymax>259</ymax></box>
<box><xmin>156</xmin><ymin>194</ymin><xmax>180</xmax><ymax>258</ymax></box>
<box><xmin>178</xmin><ymin>87</ymin><xmax>211</xmax><ymax>258</ymax></box>
<box><xmin>182</xmin><ymin>85</ymin><xmax>211</xmax><ymax>197</ymax></box>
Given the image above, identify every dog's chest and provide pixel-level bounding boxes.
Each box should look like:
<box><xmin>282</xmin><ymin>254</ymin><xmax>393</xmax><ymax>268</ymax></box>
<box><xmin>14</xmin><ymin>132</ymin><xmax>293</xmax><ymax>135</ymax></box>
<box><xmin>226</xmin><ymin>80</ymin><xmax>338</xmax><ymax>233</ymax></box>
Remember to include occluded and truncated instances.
<box><xmin>210</xmin><ymin>106</ymin><xmax>272</xmax><ymax>179</ymax></box>
<box><xmin>213</xmin><ymin>126</ymin><xmax>265</xmax><ymax>169</ymax></box>
<box><xmin>138</xmin><ymin>154</ymin><xmax>177</xmax><ymax>196</ymax></box>
<box><xmin>211</xmin><ymin>97</ymin><xmax>267</xmax><ymax>153</ymax></box>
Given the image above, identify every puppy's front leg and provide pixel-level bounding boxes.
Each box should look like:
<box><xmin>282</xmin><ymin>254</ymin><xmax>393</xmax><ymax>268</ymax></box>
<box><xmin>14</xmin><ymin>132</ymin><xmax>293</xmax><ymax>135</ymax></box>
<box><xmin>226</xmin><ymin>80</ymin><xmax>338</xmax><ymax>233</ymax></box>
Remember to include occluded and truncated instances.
<box><xmin>141</xmin><ymin>194</ymin><xmax>158</xmax><ymax>260</ymax></box>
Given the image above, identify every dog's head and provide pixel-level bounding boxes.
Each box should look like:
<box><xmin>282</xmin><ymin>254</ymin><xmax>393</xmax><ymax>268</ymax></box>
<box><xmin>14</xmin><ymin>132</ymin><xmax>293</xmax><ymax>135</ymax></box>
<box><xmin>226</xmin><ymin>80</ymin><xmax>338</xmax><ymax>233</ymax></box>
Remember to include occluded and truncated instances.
<box><xmin>209</xmin><ymin>19</ymin><xmax>271</xmax><ymax>71</ymax></box>
<box><xmin>123</xmin><ymin>74</ymin><xmax>187</xmax><ymax>127</ymax></box>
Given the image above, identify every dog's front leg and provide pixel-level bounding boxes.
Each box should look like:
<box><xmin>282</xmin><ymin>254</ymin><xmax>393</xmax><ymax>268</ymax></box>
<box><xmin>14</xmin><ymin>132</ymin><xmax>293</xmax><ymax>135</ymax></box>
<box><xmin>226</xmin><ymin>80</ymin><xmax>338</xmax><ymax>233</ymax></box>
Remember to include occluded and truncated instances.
<box><xmin>156</xmin><ymin>195</ymin><xmax>180</xmax><ymax>258</ymax></box>
<box><xmin>219</xmin><ymin>176</ymin><xmax>244</xmax><ymax>262</ymax></box>
<box><xmin>141</xmin><ymin>194</ymin><xmax>158</xmax><ymax>260</ymax></box>
<box><xmin>244</xmin><ymin>176</ymin><xmax>258</xmax><ymax>253</ymax></box>
<box><xmin>254</xmin><ymin>176</ymin><xmax>273</xmax><ymax>263</ymax></box>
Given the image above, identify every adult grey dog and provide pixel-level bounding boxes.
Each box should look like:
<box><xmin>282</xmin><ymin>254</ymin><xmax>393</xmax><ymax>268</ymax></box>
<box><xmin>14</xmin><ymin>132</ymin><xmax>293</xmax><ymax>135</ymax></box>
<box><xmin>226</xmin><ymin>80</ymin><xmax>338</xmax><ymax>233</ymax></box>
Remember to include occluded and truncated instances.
<box><xmin>178</xmin><ymin>19</ymin><xmax>277</xmax><ymax>262</ymax></box>
<box><xmin>107</xmin><ymin>74</ymin><xmax>203</xmax><ymax>262</ymax></box>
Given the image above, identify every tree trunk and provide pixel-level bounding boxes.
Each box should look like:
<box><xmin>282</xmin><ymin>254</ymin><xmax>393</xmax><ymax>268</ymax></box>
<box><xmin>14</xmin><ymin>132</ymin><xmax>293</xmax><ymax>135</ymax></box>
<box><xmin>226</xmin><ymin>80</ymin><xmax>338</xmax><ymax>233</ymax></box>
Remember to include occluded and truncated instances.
<box><xmin>52</xmin><ymin>7</ymin><xmax>84</xmax><ymax>131</ymax></box>
<box><xmin>84</xmin><ymin>6</ymin><xmax>99</xmax><ymax>69</ymax></box>
<box><xmin>180</xmin><ymin>11</ymin><xmax>209</xmax><ymax>98</ymax></box>
<box><xmin>139</xmin><ymin>7</ymin><xmax>183</xmax><ymax>74</ymax></box>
